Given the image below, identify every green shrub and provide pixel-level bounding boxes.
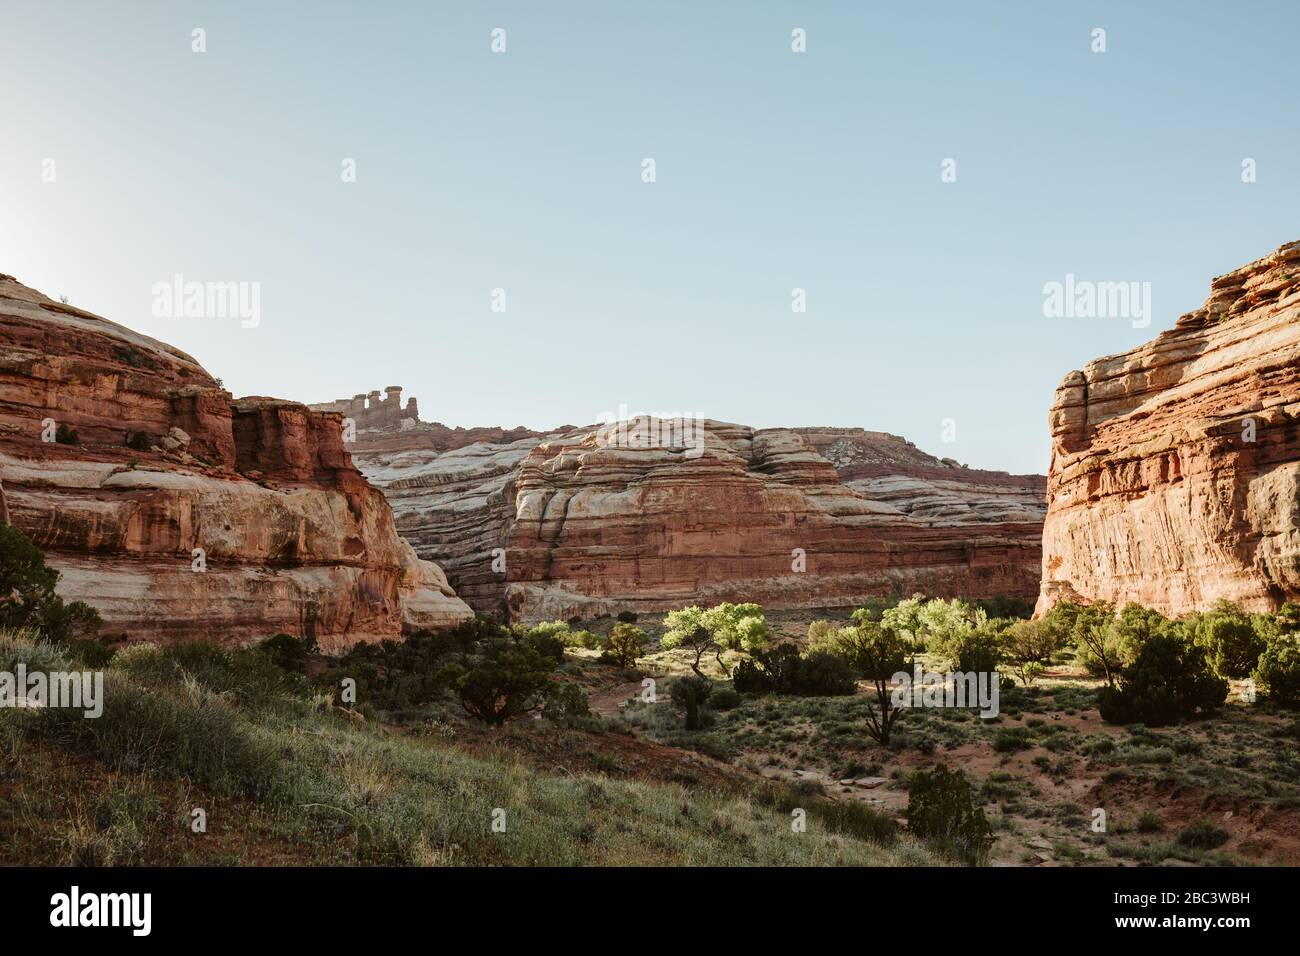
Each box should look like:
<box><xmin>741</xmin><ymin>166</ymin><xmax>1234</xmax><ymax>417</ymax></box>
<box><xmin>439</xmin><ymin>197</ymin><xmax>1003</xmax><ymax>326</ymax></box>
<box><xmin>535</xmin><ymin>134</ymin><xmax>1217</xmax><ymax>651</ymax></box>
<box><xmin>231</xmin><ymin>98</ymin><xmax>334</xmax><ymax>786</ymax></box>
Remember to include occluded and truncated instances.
<box><xmin>1135</xmin><ymin>810</ymin><xmax>1162</xmax><ymax>833</ymax></box>
<box><xmin>616</xmin><ymin>611</ymin><xmax>638</xmax><ymax>624</ymax></box>
<box><xmin>1190</xmin><ymin>600</ymin><xmax>1267</xmax><ymax>679</ymax></box>
<box><xmin>993</xmin><ymin>727</ymin><xmax>1031</xmax><ymax>753</ymax></box>
<box><xmin>1176</xmin><ymin>818</ymin><xmax>1230</xmax><ymax>850</ymax></box>
<box><xmin>1254</xmin><ymin>637</ymin><xmax>1300</xmax><ymax>706</ymax></box>
<box><xmin>710</xmin><ymin>687</ymin><xmax>741</xmax><ymax>710</ymax></box>
<box><xmin>1097</xmin><ymin>634</ymin><xmax>1227</xmax><ymax>726</ymax></box>
<box><xmin>732</xmin><ymin>645</ymin><xmax>856</xmax><ymax>697</ymax></box>
<box><xmin>905</xmin><ymin>765</ymin><xmax>992</xmax><ymax>865</ymax></box>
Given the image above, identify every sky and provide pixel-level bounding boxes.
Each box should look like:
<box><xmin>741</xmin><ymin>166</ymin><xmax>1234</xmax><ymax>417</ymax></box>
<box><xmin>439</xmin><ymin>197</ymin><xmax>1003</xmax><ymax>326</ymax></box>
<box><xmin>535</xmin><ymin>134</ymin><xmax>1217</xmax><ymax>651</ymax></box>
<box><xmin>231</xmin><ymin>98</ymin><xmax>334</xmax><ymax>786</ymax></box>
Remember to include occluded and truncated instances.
<box><xmin>2</xmin><ymin>0</ymin><xmax>1296</xmax><ymax>476</ymax></box>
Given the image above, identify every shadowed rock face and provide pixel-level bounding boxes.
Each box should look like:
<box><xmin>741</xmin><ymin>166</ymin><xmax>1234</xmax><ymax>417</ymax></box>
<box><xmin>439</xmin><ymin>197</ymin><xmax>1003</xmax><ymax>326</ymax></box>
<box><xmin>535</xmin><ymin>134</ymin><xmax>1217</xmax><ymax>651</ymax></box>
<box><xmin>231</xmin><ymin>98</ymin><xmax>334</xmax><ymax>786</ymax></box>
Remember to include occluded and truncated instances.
<box><xmin>341</xmin><ymin>409</ymin><xmax>1047</xmax><ymax>621</ymax></box>
<box><xmin>1037</xmin><ymin>241</ymin><xmax>1300</xmax><ymax>617</ymax></box>
<box><xmin>0</xmin><ymin>275</ymin><xmax>471</xmax><ymax>650</ymax></box>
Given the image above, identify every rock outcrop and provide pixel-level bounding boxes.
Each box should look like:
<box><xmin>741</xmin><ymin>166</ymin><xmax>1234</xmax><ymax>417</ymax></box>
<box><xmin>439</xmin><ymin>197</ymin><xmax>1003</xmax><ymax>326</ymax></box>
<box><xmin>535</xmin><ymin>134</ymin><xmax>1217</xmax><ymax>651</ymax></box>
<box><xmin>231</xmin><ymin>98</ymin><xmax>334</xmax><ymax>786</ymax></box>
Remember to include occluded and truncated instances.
<box><xmin>1037</xmin><ymin>241</ymin><xmax>1300</xmax><ymax>617</ymax></box>
<box><xmin>339</xmin><ymin>402</ymin><xmax>1047</xmax><ymax>621</ymax></box>
<box><xmin>0</xmin><ymin>275</ymin><xmax>471</xmax><ymax>649</ymax></box>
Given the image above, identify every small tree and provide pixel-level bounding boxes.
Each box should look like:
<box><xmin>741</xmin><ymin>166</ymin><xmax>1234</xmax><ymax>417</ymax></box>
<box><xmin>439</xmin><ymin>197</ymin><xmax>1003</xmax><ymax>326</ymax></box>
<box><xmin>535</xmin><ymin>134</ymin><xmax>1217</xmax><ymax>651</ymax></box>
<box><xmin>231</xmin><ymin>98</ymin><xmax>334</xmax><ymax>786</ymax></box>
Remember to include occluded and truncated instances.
<box><xmin>445</xmin><ymin>638</ymin><xmax>556</xmax><ymax>725</ymax></box>
<box><xmin>0</xmin><ymin>523</ymin><xmax>101</xmax><ymax>642</ymax></box>
<box><xmin>839</xmin><ymin>622</ymin><xmax>909</xmax><ymax>745</ymax></box>
<box><xmin>1068</xmin><ymin>601</ymin><xmax>1125</xmax><ymax>687</ymax></box>
<box><xmin>661</xmin><ymin>603</ymin><xmax>768</xmax><ymax>677</ymax></box>
<box><xmin>999</xmin><ymin>619</ymin><xmax>1059</xmax><ymax>686</ymax></box>
<box><xmin>605</xmin><ymin>622</ymin><xmax>646</xmax><ymax>668</ymax></box>
<box><xmin>669</xmin><ymin>675</ymin><xmax>713</xmax><ymax>730</ymax></box>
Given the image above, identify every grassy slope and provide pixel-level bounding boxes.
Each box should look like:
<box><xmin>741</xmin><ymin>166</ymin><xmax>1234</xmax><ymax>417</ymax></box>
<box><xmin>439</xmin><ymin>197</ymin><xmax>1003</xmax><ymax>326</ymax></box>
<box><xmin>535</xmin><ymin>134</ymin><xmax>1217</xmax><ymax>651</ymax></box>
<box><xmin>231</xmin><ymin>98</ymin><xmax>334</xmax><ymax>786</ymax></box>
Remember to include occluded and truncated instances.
<box><xmin>0</xmin><ymin>631</ymin><xmax>929</xmax><ymax>867</ymax></box>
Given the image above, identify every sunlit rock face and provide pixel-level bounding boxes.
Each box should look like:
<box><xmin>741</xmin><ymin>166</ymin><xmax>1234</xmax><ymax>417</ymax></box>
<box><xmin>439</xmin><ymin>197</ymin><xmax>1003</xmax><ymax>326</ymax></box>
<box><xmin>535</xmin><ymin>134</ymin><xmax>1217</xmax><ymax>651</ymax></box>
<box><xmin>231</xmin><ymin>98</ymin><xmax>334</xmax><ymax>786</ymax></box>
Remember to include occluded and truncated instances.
<box><xmin>1037</xmin><ymin>241</ymin><xmax>1300</xmax><ymax>617</ymax></box>
<box><xmin>0</xmin><ymin>274</ymin><xmax>470</xmax><ymax>650</ymax></box>
<box><xmin>343</xmin><ymin>407</ymin><xmax>1046</xmax><ymax>622</ymax></box>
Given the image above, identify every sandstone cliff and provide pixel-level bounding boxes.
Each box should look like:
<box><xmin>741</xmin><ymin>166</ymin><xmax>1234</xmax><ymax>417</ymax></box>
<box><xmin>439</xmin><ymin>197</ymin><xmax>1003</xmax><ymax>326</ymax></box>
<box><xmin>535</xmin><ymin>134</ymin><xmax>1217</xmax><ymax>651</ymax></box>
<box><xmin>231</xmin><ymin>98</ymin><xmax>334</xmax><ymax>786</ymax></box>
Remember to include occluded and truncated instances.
<box><xmin>335</xmin><ymin>403</ymin><xmax>1046</xmax><ymax>621</ymax></box>
<box><xmin>0</xmin><ymin>275</ymin><xmax>471</xmax><ymax>649</ymax></box>
<box><xmin>1037</xmin><ymin>241</ymin><xmax>1300</xmax><ymax>616</ymax></box>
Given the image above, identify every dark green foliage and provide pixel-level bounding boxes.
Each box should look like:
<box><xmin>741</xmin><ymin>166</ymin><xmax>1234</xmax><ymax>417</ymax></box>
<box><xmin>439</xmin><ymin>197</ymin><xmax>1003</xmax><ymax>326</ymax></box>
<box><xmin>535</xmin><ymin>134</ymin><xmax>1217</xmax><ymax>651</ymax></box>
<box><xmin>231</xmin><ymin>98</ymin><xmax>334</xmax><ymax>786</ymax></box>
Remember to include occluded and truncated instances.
<box><xmin>603</xmin><ymin>622</ymin><xmax>646</xmax><ymax>668</ymax></box>
<box><xmin>0</xmin><ymin>523</ymin><xmax>102</xmax><ymax>643</ymax></box>
<box><xmin>669</xmin><ymin>675</ymin><xmax>714</xmax><ymax>730</ymax></box>
<box><xmin>616</xmin><ymin>610</ymin><xmax>638</xmax><ymax>623</ymax></box>
<box><xmin>732</xmin><ymin>645</ymin><xmax>856</xmax><ymax>696</ymax></box>
<box><xmin>258</xmin><ymin>633</ymin><xmax>316</xmax><ymax>674</ymax></box>
<box><xmin>1097</xmin><ymin>634</ymin><xmax>1227</xmax><ymax>726</ymax></box>
<box><xmin>1176</xmin><ymin>818</ymin><xmax>1230</xmax><ymax>850</ymax></box>
<box><xmin>905</xmin><ymin>765</ymin><xmax>993</xmax><ymax>865</ymax></box>
<box><xmin>973</xmin><ymin>596</ymin><xmax>1034</xmax><ymax>620</ymax></box>
<box><xmin>1254</xmin><ymin>638</ymin><xmax>1300</xmax><ymax>706</ymax></box>
<box><xmin>443</xmin><ymin>637</ymin><xmax>557</xmax><ymax>726</ymax></box>
<box><xmin>992</xmin><ymin>727</ymin><xmax>1031</xmax><ymax>753</ymax></box>
<box><xmin>709</xmin><ymin>686</ymin><xmax>741</xmax><ymax>710</ymax></box>
<box><xmin>1189</xmin><ymin>600</ymin><xmax>1267</xmax><ymax>679</ymax></box>
<box><xmin>540</xmin><ymin>681</ymin><xmax>590</xmax><ymax>725</ymax></box>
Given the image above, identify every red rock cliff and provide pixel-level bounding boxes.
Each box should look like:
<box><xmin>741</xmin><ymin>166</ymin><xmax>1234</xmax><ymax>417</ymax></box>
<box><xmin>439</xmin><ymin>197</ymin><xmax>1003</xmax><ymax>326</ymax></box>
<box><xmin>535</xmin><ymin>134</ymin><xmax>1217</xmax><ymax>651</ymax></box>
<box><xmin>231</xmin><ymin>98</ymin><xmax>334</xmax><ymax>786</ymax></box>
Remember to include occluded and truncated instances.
<box><xmin>341</xmin><ymin>406</ymin><xmax>1046</xmax><ymax>621</ymax></box>
<box><xmin>1037</xmin><ymin>241</ymin><xmax>1300</xmax><ymax>616</ymax></box>
<box><xmin>0</xmin><ymin>275</ymin><xmax>471</xmax><ymax>650</ymax></box>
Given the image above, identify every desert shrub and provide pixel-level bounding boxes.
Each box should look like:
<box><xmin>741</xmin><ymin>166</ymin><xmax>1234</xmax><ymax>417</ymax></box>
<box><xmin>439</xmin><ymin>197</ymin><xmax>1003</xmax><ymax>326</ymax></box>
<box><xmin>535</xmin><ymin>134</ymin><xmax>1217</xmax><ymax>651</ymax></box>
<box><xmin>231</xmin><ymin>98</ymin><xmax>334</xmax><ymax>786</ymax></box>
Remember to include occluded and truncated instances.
<box><xmin>952</xmin><ymin>628</ymin><xmax>1002</xmax><ymax>675</ymax></box>
<box><xmin>567</xmin><ymin>629</ymin><xmax>602</xmax><ymax>650</ymax></box>
<box><xmin>540</xmin><ymin>681</ymin><xmax>590</xmax><ymax>725</ymax></box>
<box><xmin>515</xmin><ymin>622</ymin><xmax>568</xmax><ymax>663</ymax></box>
<box><xmin>603</xmin><ymin>622</ymin><xmax>646</xmax><ymax>668</ymax></box>
<box><xmin>1097</xmin><ymin>634</ymin><xmax>1227</xmax><ymax>726</ymax></box>
<box><xmin>0</xmin><ymin>523</ymin><xmax>102</xmax><ymax>643</ymax></box>
<box><xmin>258</xmin><ymin>632</ymin><xmax>316</xmax><ymax>674</ymax></box>
<box><xmin>709</xmin><ymin>687</ymin><xmax>741</xmax><ymax>710</ymax></box>
<box><xmin>732</xmin><ymin>645</ymin><xmax>856</xmax><ymax>697</ymax></box>
<box><xmin>905</xmin><ymin>765</ymin><xmax>992</xmax><ymax>865</ymax></box>
<box><xmin>616</xmin><ymin>610</ymin><xmax>638</xmax><ymax>623</ymax></box>
<box><xmin>792</xmin><ymin>649</ymin><xmax>858</xmax><ymax>696</ymax></box>
<box><xmin>992</xmin><ymin>727</ymin><xmax>1031</xmax><ymax>753</ymax></box>
<box><xmin>1254</xmin><ymin>637</ymin><xmax>1300</xmax><ymax>706</ymax></box>
<box><xmin>1135</xmin><ymin>809</ymin><xmax>1162</xmax><ymax>833</ymax></box>
<box><xmin>1190</xmin><ymin>600</ymin><xmax>1267</xmax><ymax>679</ymax></box>
<box><xmin>1176</xmin><ymin>818</ymin><xmax>1230</xmax><ymax>850</ymax></box>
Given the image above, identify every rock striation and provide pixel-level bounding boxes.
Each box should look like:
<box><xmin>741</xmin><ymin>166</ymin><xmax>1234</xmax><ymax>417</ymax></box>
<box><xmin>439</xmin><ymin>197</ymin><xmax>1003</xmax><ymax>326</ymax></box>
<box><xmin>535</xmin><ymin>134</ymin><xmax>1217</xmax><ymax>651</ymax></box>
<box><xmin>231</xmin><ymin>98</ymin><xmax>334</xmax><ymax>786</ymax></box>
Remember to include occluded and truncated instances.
<box><xmin>0</xmin><ymin>275</ymin><xmax>471</xmax><ymax>650</ymax></box>
<box><xmin>1037</xmin><ymin>241</ymin><xmax>1300</xmax><ymax>617</ymax></box>
<box><xmin>340</xmin><ymin>404</ymin><xmax>1047</xmax><ymax>621</ymax></box>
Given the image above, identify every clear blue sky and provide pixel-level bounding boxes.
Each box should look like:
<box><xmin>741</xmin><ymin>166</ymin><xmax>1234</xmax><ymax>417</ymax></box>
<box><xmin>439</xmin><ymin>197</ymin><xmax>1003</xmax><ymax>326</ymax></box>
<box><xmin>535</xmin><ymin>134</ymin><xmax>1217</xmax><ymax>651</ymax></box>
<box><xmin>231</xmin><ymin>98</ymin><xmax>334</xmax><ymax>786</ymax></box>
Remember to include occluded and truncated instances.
<box><xmin>2</xmin><ymin>0</ymin><xmax>1296</xmax><ymax>475</ymax></box>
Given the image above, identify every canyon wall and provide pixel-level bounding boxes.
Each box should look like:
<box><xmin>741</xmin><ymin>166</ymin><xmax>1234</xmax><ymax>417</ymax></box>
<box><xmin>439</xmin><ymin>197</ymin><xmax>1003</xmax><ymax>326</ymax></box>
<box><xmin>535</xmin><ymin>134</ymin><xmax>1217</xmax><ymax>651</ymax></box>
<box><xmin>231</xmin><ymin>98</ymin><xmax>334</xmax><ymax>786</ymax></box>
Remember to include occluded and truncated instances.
<box><xmin>336</xmin><ymin>404</ymin><xmax>1047</xmax><ymax>621</ymax></box>
<box><xmin>1037</xmin><ymin>241</ymin><xmax>1300</xmax><ymax>617</ymax></box>
<box><xmin>0</xmin><ymin>275</ymin><xmax>471</xmax><ymax>650</ymax></box>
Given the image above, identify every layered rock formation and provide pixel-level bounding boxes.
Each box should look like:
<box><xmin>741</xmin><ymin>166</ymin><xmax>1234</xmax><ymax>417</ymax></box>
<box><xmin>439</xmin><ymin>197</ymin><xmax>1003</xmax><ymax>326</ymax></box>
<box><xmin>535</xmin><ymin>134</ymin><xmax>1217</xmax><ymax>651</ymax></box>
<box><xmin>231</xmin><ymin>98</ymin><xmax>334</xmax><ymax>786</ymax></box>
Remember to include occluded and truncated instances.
<box><xmin>1037</xmin><ymin>241</ymin><xmax>1300</xmax><ymax>616</ymax></box>
<box><xmin>338</xmin><ymin>403</ymin><xmax>1047</xmax><ymax>621</ymax></box>
<box><xmin>0</xmin><ymin>275</ymin><xmax>471</xmax><ymax>649</ymax></box>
